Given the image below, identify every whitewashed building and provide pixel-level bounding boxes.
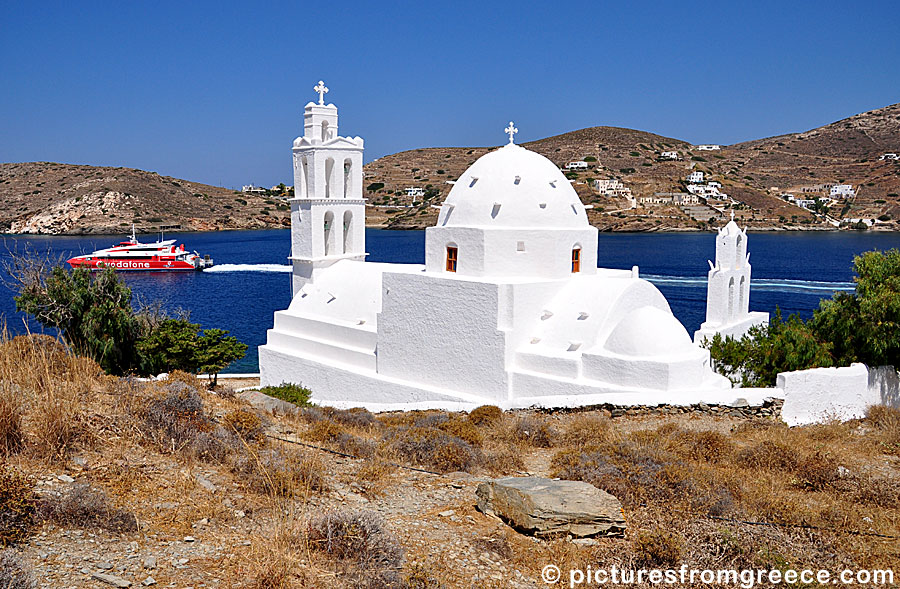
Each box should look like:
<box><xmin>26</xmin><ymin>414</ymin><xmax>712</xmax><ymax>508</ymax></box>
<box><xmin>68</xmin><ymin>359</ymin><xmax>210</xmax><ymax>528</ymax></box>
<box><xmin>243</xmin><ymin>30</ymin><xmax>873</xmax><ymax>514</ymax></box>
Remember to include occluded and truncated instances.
<box><xmin>830</xmin><ymin>184</ymin><xmax>854</xmax><ymax>198</ymax></box>
<box><xmin>406</xmin><ymin>187</ymin><xmax>425</xmax><ymax>199</ymax></box>
<box><xmin>687</xmin><ymin>171</ymin><xmax>705</xmax><ymax>184</ymax></box>
<box><xmin>694</xmin><ymin>216</ymin><xmax>769</xmax><ymax>343</ymax></box>
<box><xmin>879</xmin><ymin>153</ymin><xmax>899</xmax><ymax>161</ymax></box>
<box><xmin>565</xmin><ymin>161</ymin><xmax>589</xmax><ymax>170</ymax></box>
<box><xmin>258</xmin><ymin>85</ymin><xmax>739</xmax><ymax>410</ymax></box>
<box><xmin>241</xmin><ymin>184</ymin><xmax>266</xmax><ymax>194</ymax></box>
<box><xmin>593</xmin><ymin>179</ymin><xmax>632</xmax><ymax>198</ymax></box>
<box><xmin>659</xmin><ymin>151</ymin><xmax>679</xmax><ymax>160</ymax></box>
<box><xmin>695</xmin><ymin>144</ymin><xmax>721</xmax><ymax>151</ymax></box>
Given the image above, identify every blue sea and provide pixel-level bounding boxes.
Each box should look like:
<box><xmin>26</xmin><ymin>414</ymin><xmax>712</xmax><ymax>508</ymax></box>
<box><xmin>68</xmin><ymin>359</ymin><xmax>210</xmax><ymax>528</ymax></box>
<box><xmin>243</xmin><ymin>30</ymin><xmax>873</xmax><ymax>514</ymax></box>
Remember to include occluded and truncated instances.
<box><xmin>1</xmin><ymin>229</ymin><xmax>898</xmax><ymax>372</ymax></box>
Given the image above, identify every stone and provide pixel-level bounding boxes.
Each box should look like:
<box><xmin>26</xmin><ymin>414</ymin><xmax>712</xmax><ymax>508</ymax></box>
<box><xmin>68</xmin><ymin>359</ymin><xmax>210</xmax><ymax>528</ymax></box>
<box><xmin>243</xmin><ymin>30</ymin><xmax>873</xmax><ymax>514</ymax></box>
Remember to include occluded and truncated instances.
<box><xmin>97</xmin><ymin>561</ymin><xmax>114</xmax><ymax>570</ymax></box>
<box><xmin>58</xmin><ymin>474</ymin><xmax>75</xmax><ymax>483</ymax></box>
<box><xmin>237</xmin><ymin>390</ymin><xmax>299</xmax><ymax>415</ymax></box>
<box><xmin>730</xmin><ymin>398</ymin><xmax>750</xmax><ymax>408</ymax></box>
<box><xmin>475</xmin><ymin>477</ymin><xmax>625</xmax><ymax>538</ymax></box>
<box><xmin>438</xmin><ymin>510</ymin><xmax>455</xmax><ymax>517</ymax></box>
<box><xmin>183</xmin><ymin>536</ymin><xmax>196</xmax><ymax>543</ymax></box>
<box><xmin>143</xmin><ymin>556</ymin><xmax>156</xmax><ymax>570</ymax></box>
<box><xmin>195</xmin><ymin>474</ymin><xmax>216</xmax><ymax>493</ymax></box>
<box><xmin>142</xmin><ymin>577</ymin><xmax>157</xmax><ymax>586</ymax></box>
<box><xmin>91</xmin><ymin>573</ymin><xmax>132</xmax><ymax>588</ymax></box>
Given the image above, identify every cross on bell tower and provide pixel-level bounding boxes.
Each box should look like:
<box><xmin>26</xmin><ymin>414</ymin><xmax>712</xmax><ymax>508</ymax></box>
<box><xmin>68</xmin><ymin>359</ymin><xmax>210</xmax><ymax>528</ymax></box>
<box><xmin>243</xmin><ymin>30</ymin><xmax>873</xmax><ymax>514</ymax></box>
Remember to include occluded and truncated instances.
<box><xmin>314</xmin><ymin>80</ymin><xmax>329</xmax><ymax>105</ymax></box>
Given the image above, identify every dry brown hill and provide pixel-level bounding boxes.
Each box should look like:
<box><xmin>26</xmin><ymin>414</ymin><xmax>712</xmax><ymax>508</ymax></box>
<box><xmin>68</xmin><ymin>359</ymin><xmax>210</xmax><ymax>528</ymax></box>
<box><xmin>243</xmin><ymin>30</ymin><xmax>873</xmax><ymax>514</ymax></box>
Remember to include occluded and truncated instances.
<box><xmin>0</xmin><ymin>162</ymin><xmax>290</xmax><ymax>235</ymax></box>
<box><xmin>364</xmin><ymin>104</ymin><xmax>900</xmax><ymax>231</ymax></box>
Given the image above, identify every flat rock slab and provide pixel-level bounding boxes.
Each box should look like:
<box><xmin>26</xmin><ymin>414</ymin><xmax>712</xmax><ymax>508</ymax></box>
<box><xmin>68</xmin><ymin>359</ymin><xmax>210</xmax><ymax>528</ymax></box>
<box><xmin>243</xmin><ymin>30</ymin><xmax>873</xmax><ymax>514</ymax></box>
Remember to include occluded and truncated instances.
<box><xmin>238</xmin><ymin>390</ymin><xmax>299</xmax><ymax>415</ymax></box>
<box><xmin>476</xmin><ymin>477</ymin><xmax>625</xmax><ymax>538</ymax></box>
<box><xmin>91</xmin><ymin>573</ymin><xmax>132</xmax><ymax>588</ymax></box>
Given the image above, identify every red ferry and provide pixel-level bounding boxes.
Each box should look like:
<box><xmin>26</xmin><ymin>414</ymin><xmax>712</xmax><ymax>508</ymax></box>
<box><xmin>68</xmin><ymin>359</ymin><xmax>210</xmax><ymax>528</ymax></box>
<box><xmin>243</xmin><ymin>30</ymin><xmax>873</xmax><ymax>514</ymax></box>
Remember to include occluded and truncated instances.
<box><xmin>67</xmin><ymin>227</ymin><xmax>214</xmax><ymax>272</ymax></box>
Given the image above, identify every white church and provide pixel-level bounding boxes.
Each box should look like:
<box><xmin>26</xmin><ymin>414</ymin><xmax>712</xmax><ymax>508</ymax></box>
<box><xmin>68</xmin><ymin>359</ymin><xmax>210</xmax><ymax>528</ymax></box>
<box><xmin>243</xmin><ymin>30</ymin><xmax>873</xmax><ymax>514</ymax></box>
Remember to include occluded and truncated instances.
<box><xmin>258</xmin><ymin>83</ymin><xmax>767</xmax><ymax>411</ymax></box>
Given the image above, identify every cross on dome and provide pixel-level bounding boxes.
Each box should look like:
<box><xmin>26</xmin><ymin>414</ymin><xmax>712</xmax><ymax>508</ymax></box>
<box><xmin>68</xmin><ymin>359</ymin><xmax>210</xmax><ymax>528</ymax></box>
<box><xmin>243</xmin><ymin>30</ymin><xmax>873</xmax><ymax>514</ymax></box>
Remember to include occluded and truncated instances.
<box><xmin>505</xmin><ymin>121</ymin><xmax>518</xmax><ymax>144</ymax></box>
<box><xmin>314</xmin><ymin>80</ymin><xmax>329</xmax><ymax>105</ymax></box>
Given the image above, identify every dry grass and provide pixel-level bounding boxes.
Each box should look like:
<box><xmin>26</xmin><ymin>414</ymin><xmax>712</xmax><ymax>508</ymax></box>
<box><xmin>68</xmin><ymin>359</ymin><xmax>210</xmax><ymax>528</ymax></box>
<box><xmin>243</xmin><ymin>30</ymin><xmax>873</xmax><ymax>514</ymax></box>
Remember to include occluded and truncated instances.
<box><xmin>0</xmin><ymin>548</ymin><xmax>36</xmax><ymax>589</ymax></box>
<box><xmin>866</xmin><ymin>404</ymin><xmax>900</xmax><ymax>454</ymax></box>
<box><xmin>0</xmin><ymin>466</ymin><xmax>36</xmax><ymax>547</ymax></box>
<box><xmin>0</xmin><ymin>334</ymin><xmax>98</xmax><ymax>459</ymax></box>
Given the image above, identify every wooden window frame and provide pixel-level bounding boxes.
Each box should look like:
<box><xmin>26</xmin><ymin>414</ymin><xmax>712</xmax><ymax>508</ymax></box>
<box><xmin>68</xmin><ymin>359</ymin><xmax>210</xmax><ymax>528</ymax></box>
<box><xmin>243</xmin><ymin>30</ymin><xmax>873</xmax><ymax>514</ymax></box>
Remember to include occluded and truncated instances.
<box><xmin>446</xmin><ymin>246</ymin><xmax>458</xmax><ymax>272</ymax></box>
<box><xmin>572</xmin><ymin>247</ymin><xmax>581</xmax><ymax>273</ymax></box>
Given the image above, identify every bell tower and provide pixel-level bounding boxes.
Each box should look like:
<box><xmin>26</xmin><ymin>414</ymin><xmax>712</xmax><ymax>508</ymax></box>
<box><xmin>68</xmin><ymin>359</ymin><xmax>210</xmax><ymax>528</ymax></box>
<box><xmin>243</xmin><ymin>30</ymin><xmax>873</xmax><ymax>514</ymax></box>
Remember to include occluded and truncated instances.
<box><xmin>289</xmin><ymin>81</ymin><xmax>366</xmax><ymax>293</ymax></box>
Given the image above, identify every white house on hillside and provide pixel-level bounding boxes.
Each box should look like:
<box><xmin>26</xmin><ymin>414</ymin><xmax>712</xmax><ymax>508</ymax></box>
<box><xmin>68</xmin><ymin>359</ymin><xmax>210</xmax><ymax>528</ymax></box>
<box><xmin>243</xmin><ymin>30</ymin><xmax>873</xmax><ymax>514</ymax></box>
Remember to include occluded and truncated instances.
<box><xmin>687</xmin><ymin>171</ymin><xmax>705</xmax><ymax>184</ymax></box>
<box><xmin>695</xmin><ymin>144</ymin><xmax>721</xmax><ymax>151</ymax></box>
<box><xmin>659</xmin><ymin>151</ymin><xmax>679</xmax><ymax>160</ymax></box>
<box><xmin>830</xmin><ymin>184</ymin><xmax>854</xmax><ymax>198</ymax></box>
<box><xmin>258</xmin><ymin>84</ymin><xmax>736</xmax><ymax>411</ymax></box>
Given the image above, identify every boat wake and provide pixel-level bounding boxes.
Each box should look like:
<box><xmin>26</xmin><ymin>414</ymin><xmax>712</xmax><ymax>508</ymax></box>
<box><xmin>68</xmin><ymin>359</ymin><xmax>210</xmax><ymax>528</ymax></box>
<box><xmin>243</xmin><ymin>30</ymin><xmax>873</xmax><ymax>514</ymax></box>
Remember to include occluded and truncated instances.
<box><xmin>203</xmin><ymin>265</ymin><xmax>854</xmax><ymax>293</ymax></box>
<box><xmin>643</xmin><ymin>274</ymin><xmax>855</xmax><ymax>294</ymax></box>
<box><xmin>204</xmin><ymin>264</ymin><xmax>292</xmax><ymax>273</ymax></box>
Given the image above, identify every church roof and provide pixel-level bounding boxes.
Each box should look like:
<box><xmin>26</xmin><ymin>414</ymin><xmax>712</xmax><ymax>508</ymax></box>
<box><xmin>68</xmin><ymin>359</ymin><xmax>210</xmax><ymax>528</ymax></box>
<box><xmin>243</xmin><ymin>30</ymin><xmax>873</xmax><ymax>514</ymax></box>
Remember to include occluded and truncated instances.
<box><xmin>437</xmin><ymin>144</ymin><xmax>589</xmax><ymax>229</ymax></box>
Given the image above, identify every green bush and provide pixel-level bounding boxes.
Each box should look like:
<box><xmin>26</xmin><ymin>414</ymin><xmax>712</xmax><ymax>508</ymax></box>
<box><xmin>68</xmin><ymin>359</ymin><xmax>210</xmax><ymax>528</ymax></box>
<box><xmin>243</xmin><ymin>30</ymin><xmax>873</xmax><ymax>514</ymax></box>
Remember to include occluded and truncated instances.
<box><xmin>366</xmin><ymin>182</ymin><xmax>384</xmax><ymax>193</ymax></box>
<box><xmin>691</xmin><ymin>156</ymin><xmax>707</xmax><ymax>162</ymax></box>
<box><xmin>708</xmin><ymin>249</ymin><xmax>900</xmax><ymax>384</ymax></box>
<box><xmin>583</xmin><ymin>156</ymin><xmax>597</xmax><ymax>162</ymax></box>
<box><xmin>259</xmin><ymin>382</ymin><xmax>314</xmax><ymax>407</ymax></box>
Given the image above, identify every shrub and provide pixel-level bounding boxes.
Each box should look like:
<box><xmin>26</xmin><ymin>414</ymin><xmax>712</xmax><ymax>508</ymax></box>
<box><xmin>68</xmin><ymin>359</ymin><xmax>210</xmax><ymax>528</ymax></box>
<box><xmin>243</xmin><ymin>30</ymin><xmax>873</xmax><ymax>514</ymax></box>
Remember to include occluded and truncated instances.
<box><xmin>438</xmin><ymin>417</ymin><xmax>483</xmax><ymax>447</ymax></box>
<box><xmin>676</xmin><ymin>430</ymin><xmax>733</xmax><ymax>463</ymax></box>
<box><xmin>37</xmin><ymin>482</ymin><xmax>138</xmax><ymax>533</ymax></box>
<box><xmin>231</xmin><ymin>447</ymin><xmax>326</xmax><ymax>497</ymax></box>
<box><xmin>382</xmin><ymin>426</ymin><xmax>482</xmax><ymax>473</ymax></box>
<box><xmin>259</xmin><ymin>382</ymin><xmax>313</xmax><ymax>407</ymax></box>
<box><xmin>561</xmin><ymin>415</ymin><xmax>611</xmax><ymax>448</ymax></box>
<box><xmin>866</xmin><ymin>405</ymin><xmax>900</xmax><ymax>454</ymax></box>
<box><xmin>512</xmin><ymin>416</ymin><xmax>556</xmax><ymax>447</ymax></box>
<box><xmin>0</xmin><ymin>549</ymin><xmax>36</xmax><ymax>589</ymax></box>
<box><xmin>366</xmin><ymin>182</ymin><xmax>385</xmax><ymax>193</ymax></box>
<box><xmin>734</xmin><ymin>440</ymin><xmax>798</xmax><ymax>471</ymax></box>
<box><xmin>468</xmin><ymin>405</ymin><xmax>502</xmax><ymax>426</ymax></box>
<box><xmin>634</xmin><ymin>529</ymin><xmax>681</xmax><ymax>566</ymax></box>
<box><xmin>307</xmin><ymin>510</ymin><xmax>403</xmax><ymax>569</ymax></box>
<box><xmin>792</xmin><ymin>451</ymin><xmax>839</xmax><ymax>491</ymax></box>
<box><xmin>223</xmin><ymin>409</ymin><xmax>265</xmax><ymax>443</ymax></box>
<box><xmin>0</xmin><ymin>468</ymin><xmax>36</xmax><ymax>547</ymax></box>
<box><xmin>143</xmin><ymin>381</ymin><xmax>234</xmax><ymax>461</ymax></box>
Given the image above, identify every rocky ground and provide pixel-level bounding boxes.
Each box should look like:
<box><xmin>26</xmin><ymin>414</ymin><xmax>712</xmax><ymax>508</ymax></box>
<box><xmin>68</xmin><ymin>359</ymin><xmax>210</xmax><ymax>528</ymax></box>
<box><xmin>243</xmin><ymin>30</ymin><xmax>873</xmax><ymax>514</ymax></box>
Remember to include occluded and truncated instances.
<box><xmin>1</xmin><ymin>336</ymin><xmax>899</xmax><ymax>588</ymax></box>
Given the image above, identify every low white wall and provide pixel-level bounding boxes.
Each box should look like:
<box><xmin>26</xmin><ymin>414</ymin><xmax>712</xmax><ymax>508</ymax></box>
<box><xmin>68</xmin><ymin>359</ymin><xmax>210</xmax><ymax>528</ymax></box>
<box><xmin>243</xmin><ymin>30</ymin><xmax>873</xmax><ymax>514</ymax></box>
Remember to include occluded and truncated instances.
<box><xmin>779</xmin><ymin>364</ymin><xmax>899</xmax><ymax>426</ymax></box>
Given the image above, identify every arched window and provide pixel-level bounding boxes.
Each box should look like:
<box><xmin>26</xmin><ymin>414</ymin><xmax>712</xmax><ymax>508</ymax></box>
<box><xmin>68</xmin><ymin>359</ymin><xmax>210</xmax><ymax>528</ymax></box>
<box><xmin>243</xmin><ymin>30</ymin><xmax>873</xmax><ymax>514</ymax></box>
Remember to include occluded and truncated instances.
<box><xmin>323</xmin><ymin>211</ymin><xmax>335</xmax><ymax>256</ymax></box>
<box><xmin>739</xmin><ymin>275</ymin><xmax>746</xmax><ymax>314</ymax></box>
<box><xmin>446</xmin><ymin>245</ymin><xmax>458</xmax><ymax>272</ymax></box>
<box><xmin>571</xmin><ymin>246</ymin><xmax>581</xmax><ymax>273</ymax></box>
<box><xmin>321</xmin><ymin>121</ymin><xmax>330</xmax><ymax>141</ymax></box>
<box><xmin>301</xmin><ymin>157</ymin><xmax>311</xmax><ymax>199</ymax></box>
<box><xmin>727</xmin><ymin>277</ymin><xmax>735</xmax><ymax>319</ymax></box>
<box><xmin>343</xmin><ymin>159</ymin><xmax>352</xmax><ymax>198</ymax></box>
<box><xmin>343</xmin><ymin>210</ymin><xmax>353</xmax><ymax>254</ymax></box>
<box><xmin>324</xmin><ymin>158</ymin><xmax>335</xmax><ymax>198</ymax></box>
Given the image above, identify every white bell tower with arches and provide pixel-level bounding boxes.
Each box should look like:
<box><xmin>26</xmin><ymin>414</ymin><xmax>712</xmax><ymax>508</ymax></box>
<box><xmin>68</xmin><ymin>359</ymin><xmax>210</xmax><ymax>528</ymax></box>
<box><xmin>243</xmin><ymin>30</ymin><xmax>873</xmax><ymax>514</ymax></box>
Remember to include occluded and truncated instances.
<box><xmin>694</xmin><ymin>214</ymin><xmax>769</xmax><ymax>344</ymax></box>
<box><xmin>289</xmin><ymin>81</ymin><xmax>366</xmax><ymax>293</ymax></box>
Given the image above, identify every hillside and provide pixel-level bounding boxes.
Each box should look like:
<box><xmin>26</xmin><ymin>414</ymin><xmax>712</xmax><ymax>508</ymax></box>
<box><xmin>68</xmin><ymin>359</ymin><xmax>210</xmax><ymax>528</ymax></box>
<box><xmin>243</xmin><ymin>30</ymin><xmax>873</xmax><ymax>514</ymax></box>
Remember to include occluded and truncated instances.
<box><xmin>3</xmin><ymin>104</ymin><xmax>898</xmax><ymax>235</ymax></box>
<box><xmin>0</xmin><ymin>162</ymin><xmax>290</xmax><ymax>235</ymax></box>
<box><xmin>363</xmin><ymin>103</ymin><xmax>900</xmax><ymax>231</ymax></box>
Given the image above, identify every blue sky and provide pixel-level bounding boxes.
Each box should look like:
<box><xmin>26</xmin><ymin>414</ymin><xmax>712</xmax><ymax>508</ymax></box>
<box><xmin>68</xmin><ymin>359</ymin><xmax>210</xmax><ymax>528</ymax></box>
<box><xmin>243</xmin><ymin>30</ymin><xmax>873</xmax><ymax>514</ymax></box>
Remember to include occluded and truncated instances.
<box><xmin>2</xmin><ymin>0</ymin><xmax>898</xmax><ymax>188</ymax></box>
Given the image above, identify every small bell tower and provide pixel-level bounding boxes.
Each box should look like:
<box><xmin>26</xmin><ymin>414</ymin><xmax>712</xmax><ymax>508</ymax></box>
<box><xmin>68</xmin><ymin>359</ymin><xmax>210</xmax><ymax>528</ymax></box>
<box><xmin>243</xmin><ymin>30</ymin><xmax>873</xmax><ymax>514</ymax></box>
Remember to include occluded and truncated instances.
<box><xmin>289</xmin><ymin>81</ymin><xmax>366</xmax><ymax>293</ymax></box>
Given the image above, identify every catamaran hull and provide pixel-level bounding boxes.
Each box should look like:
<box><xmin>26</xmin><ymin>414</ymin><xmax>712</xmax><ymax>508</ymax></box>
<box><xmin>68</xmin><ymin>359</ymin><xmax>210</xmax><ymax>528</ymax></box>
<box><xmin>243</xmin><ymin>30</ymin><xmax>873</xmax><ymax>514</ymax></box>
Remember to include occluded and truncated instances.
<box><xmin>68</xmin><ymin>259</ymin><xmax>207</xmax><ymax>271</ymax></box>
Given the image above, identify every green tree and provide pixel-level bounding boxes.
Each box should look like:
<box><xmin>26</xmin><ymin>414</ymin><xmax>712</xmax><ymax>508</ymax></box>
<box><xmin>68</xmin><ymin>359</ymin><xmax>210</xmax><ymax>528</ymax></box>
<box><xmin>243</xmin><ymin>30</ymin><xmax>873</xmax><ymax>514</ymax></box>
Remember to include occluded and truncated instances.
<box><xmin>194</xmin><ymin>328</ymin><xmax>247</xmax><ymax>386</ymax></box>
<box><xmin>137</xmin><ymin>319</ymin><xmax>246</xmax><ymax>384</ymax></box>
<box><xmin>810</xmin><ymin>249</ymin><xmax>900</xmax><ymax>367</ymax></box>
<box><xmin>14</xmin><ymin>266</ymin><xmax>143</xmax><ymax>374</ymax></box>
<box><xmin>707</xmin><ymin>310</ymin><xmax>832</xmax><ymax>387</ymax></box>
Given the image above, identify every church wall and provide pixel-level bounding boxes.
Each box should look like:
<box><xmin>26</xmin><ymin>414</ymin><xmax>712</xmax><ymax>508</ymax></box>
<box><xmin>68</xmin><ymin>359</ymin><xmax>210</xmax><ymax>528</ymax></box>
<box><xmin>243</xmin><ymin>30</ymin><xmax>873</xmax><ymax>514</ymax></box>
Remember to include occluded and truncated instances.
<box><xmin>376</xmin><ymin>272</ymin><xmax>509</xmax><ymax>400</ymax></box>
<box><xmin>481</xmin><ymin>228</ymin><xmax>598</xmax><ymax>279</ymax></box>
<box><xmin>424</xmin><ymin>226</ymin><xmax>486</xmax><ymax>275</ymax></box>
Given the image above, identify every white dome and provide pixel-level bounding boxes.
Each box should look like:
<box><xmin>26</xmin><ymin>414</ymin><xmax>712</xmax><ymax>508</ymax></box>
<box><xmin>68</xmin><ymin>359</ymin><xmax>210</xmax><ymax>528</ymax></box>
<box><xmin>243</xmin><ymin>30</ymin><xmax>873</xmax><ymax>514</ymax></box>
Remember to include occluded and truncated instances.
<box><xmin>438</xmin><ymin>144</ymin><xmax>589</xmax><ymax>229</ymax></box>
<box><xmin>603</xmin><ymin>306</ymin><xmax>693</xmax><ymax>357</ymax></box>
<box><xmin>721</xmin><ymin>219</ymin><xmax>742</xmax><ymax>235</ymax></box>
